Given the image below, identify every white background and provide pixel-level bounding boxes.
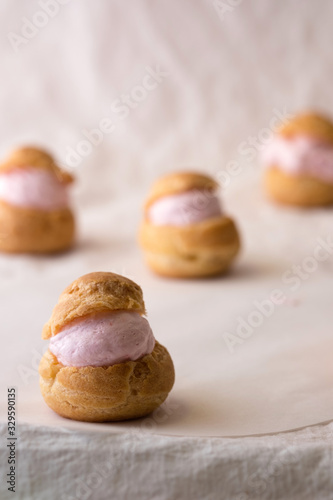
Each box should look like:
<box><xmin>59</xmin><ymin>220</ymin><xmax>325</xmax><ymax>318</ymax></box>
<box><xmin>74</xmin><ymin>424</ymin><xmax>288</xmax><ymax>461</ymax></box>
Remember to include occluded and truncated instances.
<box><xmin>1</xmin><ymin>0</ymin><xmax>333</xmax><ymax>201</ymax></box>
<box><xmin>1</xmin><ymin>1</ymin><xmax>333</xmax><ymax>498</ymax></box>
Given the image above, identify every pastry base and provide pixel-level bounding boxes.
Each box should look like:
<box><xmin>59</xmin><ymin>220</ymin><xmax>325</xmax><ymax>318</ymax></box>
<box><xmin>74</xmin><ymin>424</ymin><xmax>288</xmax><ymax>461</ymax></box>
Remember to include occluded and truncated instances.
<box><xmin>0</xmin><ymin>201</ymin><xmax>75</xmax><ymax>253</ymax></box>
<box><xmin>39</xmin><ymin>342</ymin><xmax>175</xmax><ymax>422</ymax></box>
<box><xmin>264</xmin><ymin>167</ymin><xmax>333</xmax><ymax>207</ymax></box>
<box><xmin>143</xmin><ymin>250</ymin><xmax>233</xmax><ymax>278</ymax></box>
<box><xmin>139</xmin><ymin>216</ymin><xmax>240</xmax><ymax>278</ymax></box>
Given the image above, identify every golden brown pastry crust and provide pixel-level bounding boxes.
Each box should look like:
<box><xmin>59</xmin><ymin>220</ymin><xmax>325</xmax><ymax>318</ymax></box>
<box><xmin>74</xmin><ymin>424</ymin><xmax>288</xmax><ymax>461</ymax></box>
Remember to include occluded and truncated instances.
<box><xmin>139</xmin><ymin>216</ymin><xmax>240</xmax><ymax>278</ymax></box>
<box><xmin>39</xmin><ymin>342</ymin><xmax>175</xmax><ymax>422</ymax></box>
<box><xmin>264</xmin><ymin>112</ymin><xmax>333</xmax><ymax>207</ymax></box>
<box><xmin>264</xmin><ymin>167</ymin><xmax>333</xmax><ymax>207</ymax></box>
<box><xmin>279</xmin><ymin>112</ymin><xmax>333</xmax><ymax>144</ymax></box>
<box><xmin>0</xmin><ymin>146</ymin><xmax>75</xmax><ymax>253</ymax></box>
<box><xmin>0</xmin><ymin>200</ymin><xmax>75</xmax><ymax>254</ymax></box>
<box><xmin>141</xmin><ymin>171</ymin><xmax>240</xmax><ymax>277</ymax></box>
<box><xmin>145</xmin><ymin>171</ymin><xmax>218</xmax><ymax>208</ymax></box>
<box><xmin>0</xmin><ymin>146</ymin><xmax>73</xmax><ymax>184</ymax></box>
<box><xmin>42</xmin><ymin>272</ymin><xmax>147</xmax><ymax>339</ymax></box>
<box><xmin>142</xmin><ymin>251</ymin><xmax>235</xmax><ymax>278</ymax></box>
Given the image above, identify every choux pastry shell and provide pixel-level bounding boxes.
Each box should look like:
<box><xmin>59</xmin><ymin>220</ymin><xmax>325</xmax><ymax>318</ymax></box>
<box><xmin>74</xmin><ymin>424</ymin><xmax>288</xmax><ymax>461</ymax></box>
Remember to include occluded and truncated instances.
<box><xmin>39</xmin><ymin>272</ymin><xmax>175</xmax><ymax>422</ymax></box>
<box><xmin>139</xmin><ymin>171</ymin><xmax>241</xmax><ymax>278</ymax></box>
<box><xmin>263</xmin><ymin>112</ymin><xmax>333</xmax><ymax>207</ymax></box>
<box><xmin>0</xmin><ymin>146</ymin><xmax>75</xmax><ymax>253</ymax></box>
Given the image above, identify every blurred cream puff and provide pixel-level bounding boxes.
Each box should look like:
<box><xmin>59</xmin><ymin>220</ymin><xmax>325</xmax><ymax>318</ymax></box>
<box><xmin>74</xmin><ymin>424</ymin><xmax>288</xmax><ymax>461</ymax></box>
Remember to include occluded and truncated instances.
<box><xmin>39</xmin><ymin>272</ymin><xmax>175</xmax><ymax>422</ymax></box>
<box><xmin>262</xmin><ymin>112</ymin><xmax>333</xmax><ymax>207</ymax></box>
<box><xmin>0</xmin><ymin>146</ymin><xmax>75</xmax><ymax>253</ymax></box>
<box><xmin>139</xmin><ymin>171</ymin><xmax>241</xmax><ymax>278</ymax></box>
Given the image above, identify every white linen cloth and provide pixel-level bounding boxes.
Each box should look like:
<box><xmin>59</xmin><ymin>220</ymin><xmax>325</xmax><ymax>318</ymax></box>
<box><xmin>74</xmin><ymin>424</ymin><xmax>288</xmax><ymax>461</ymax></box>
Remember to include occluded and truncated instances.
<box><xmin>0</xmin><ymin>421</ymin><xmax>332</xmax><ymax>500</ymax></box>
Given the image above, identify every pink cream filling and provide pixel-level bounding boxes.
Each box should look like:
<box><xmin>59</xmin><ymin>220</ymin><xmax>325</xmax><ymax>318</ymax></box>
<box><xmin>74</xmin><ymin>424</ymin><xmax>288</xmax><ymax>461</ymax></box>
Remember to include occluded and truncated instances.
<box><xmin>0</xmin><ymin>167</ymin><xmax>70</xmax><ymax>210</ymax></box>
<box><xmin>49</xmin><ymin>311</ymin><xmax>156</xmax><ymax>367</ymax></box>
<box><xmin>261</xmin><ymin>135</ymin><xmax>333</xmax><ymax>184</ymax></box>
<box><xmin>148</xmin><ymin>190</ymin><xmax>222</xmax><ymax>226</ymax></box>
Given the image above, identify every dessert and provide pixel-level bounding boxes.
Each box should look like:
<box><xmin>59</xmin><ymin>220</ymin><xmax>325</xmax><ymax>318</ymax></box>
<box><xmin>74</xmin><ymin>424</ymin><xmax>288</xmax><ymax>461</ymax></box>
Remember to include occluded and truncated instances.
<box><xmin>0</xmin><ymin>146</ymin><xmax>75</xmax><ymax>253</ymax></box>
<box><xmin>262</xmin><ymin>112</ymin><xmax>333</xmax><ymax>207</ymax></box>
<box><xmin>139</xmin><ymin>171</ymin><xmax>241</xmax><ymax>278</ymax></box>
<box><xmin>39</xmin><ymin>272</ymin><xmax>175</xmax><ymax>422</ymax></box>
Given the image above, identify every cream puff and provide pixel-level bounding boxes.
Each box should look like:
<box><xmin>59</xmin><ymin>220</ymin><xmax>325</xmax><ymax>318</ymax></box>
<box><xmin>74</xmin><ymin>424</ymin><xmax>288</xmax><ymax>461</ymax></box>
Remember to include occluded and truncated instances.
<box><xmin>139</xmin><ymin>171</ymin><xmax>241</xmax><ymax>278</ymax></box>
<box><xmin>262</xmin><ymin>112</ymin><xmax>333</xmax><ymax>207</ymax></box>
<box><xmin>0</xmin><ymin>146</ymin><xmax>75</xmax><ymax>253</ymax></box>
<box><xmin>39</xmin><ymin>272</ymin><xmax>175</xmax><ymax>422</ymax></box>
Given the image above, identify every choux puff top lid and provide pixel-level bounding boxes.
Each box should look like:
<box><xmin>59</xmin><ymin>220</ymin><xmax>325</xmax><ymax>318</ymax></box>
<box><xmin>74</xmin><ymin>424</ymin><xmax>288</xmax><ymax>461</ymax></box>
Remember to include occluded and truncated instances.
<box><xmin>144</xmin><ymin>171</ymin><xmax>219</xmax><ymax>209</ymax></box>
<box><xmin>278</xmin><ymin>112</ymin><xmax>333</xmax><ymax>144</ymax></box>
<box><xmin>0</xmin><ymin>146</ymin><xmax>74</xmax><ymax>184</ymax></box>
<box><xmin>42</xmin><ymin>272</ymin><xmax>146</xmax><ymax>340</ymax></box>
